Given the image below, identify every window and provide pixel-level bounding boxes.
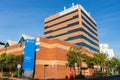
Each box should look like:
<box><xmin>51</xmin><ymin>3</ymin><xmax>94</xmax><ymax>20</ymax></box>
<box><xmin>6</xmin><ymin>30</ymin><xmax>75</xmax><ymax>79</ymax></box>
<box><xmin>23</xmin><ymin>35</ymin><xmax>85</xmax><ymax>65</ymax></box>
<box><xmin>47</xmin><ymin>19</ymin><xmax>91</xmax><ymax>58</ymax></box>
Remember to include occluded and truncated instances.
<box><xmin>45</xmin><ymin>15</ymin><xmax>79</xmax><ymax>29</ymax></box>
<box><xmin>45</xmin><ymin>21</ymin><xmax>79</xmax><ymax>34</ymax></box>
<box><xmin>75</xmin><ymin>42</ymin><xmax>99</xmax><ymax>52</ymax></box>
<box><xmin>45</xmin><ymin>10</ymin><xmax>78</xmax><ymax>24</ymax></box>
<box><xmin>46</xmin><ymin>28</ymin><xmax>98</xmax><ymax>42</ymax></box>
<box><xmin>81</xmin><ymin>10</ymin><xmax>96</xmax><ymax>27</ymax></box>
<box><xmin>64</xmin><ymin>35</ymin><xmax>98</xmax><ymax>47</ymax></box>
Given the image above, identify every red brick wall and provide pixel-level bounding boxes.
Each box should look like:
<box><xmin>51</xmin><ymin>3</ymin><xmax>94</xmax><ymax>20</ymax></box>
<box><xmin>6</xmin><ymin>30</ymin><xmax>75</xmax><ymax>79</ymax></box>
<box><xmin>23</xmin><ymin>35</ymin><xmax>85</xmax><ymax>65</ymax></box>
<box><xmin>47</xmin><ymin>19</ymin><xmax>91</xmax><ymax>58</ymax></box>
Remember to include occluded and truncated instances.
<box><xmin>0</xmin><ymin>37</ymin><xmax>94</xmax><ymax>79</ymax></box>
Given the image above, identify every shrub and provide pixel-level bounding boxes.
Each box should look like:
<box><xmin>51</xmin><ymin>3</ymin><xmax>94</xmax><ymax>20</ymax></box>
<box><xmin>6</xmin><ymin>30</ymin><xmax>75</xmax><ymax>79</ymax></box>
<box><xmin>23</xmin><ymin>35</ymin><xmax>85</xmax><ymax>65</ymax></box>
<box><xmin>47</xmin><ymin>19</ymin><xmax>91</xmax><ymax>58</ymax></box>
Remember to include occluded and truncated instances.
<box><xmin>94</xmin><ymin>71</ymin><xmax>106</xmax><ymax>77</ymax></box>
<box><xmin>13</xmin><ymin>71</ymin><xmax>18</xmax><ymax>77</ymax></box>
<box><xmin>108</xmin><ymin>71</ymin><xmax>112</xmax><ymax>75</ymax></box>
<box><xmin>75</xmin><ymin>74</ymin><xmax>86</xmax><ymax>79</ymax></box>
<box><xmin>2</xmin><ymin>72</ymin><xmax>11</xmax><ymax>77</ymax></box>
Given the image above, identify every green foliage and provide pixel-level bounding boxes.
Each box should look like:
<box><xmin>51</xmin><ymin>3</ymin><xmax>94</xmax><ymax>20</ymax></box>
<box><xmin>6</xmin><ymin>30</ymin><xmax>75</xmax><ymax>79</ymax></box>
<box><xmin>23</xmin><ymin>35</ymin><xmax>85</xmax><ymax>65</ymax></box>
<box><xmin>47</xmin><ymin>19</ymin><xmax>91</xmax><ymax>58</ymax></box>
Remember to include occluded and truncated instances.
<box><xmin>75</xmin><ymin>74</ymin><xmax>85</xmax><ymax>79</ymax></box>
<box><xmin>67</xmin><ymin>46</ymin><xmax>120</xmax><ymax>76</ymax></box>
<box><xmin>67</xmin><ymin>46</ymin><xmax>91</xmax><ymax>76</ymax></box>
<box><xmin>93</xmin><ymin>53</ymin><xmax>107</xmax><ymax>65</ymax></box>
<box><xmin>105</xmin><ymin>57</ymin><xmax>120</xmax><ymax>74</ymax></box>
<box><xmin>6</xmin><ymin>54</ymin><xmax>17</xmax><ymax>71</ymax></box>
<box><xmin>2</xmin><ymin>72</ymin><xmax>11</xmax><ymax>77</ymax></box>
<box><xmin>0</xmin><ymin>53</ymin><xmax>23</xmax><ymax>77</ymax></box>
<box><xmin>87</xmin><ymin>53</ymin><xmax>108</xmax><ymax>72</ymax></box>
<box><xmin>93</xmin><ymin>71</ymin><xmax>106</xmax><ymax>77</ymax></box>
<box><xmin>13</xmin><ymin>71</ymin><xmax>18</xmax><ymax>77</ymax></box>
<box><xmin>84</xmin><ymin>55</ymin><xmax>94</xmax><ymax>68</ymax></box>
<box><xmin>107</xmin><ymin>71</ymin><xmax>112</xmax><ymax>75</ymax></box>
<box><xmin>67</xmin><ymin>46</ymin><xmax>86</xmax><ymax>67</ymax></box>
<box><xmin>0</xmin><ymin>53</ymin><xmax>7</xmax><ymax>69</ymax></box>
<box><xmin>107</xmin><ymin>57</ymin><xmax>120</xmax><ymax>68</ymax></box>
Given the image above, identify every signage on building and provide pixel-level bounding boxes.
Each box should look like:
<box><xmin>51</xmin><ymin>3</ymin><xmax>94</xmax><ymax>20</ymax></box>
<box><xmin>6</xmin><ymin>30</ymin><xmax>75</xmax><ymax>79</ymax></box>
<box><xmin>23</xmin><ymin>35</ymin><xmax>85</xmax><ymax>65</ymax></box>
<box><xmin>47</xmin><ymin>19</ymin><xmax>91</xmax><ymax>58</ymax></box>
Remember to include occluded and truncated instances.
<box><xmin>23</xmin><ymin>39</ymin><xmax>36</xmax><ymax>70</ymax></box>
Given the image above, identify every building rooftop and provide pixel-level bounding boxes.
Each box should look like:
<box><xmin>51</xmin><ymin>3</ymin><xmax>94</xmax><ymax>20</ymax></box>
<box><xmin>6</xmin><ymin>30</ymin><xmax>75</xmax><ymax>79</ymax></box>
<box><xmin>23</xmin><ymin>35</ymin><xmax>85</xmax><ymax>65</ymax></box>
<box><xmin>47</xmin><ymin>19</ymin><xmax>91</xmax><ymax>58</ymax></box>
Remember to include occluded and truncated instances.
<box><xmin>45</xmin><ymin>4</ymin><xmax>96</xmax><ymax>23</ymax></box>
<box><xmin>18</xmin><ymin>34</ymin><xmax>34</xmax><ymax>43</ymax></box>
<box><xmin>4</xmin><ymin>40</ymin><xmax>17</xmax><ymax>47</ymax></box>
<box><xmin>0</xmin><ymin>42</ymin><xmax>5</xmax><ymax>45</ymax></box>
<box><xmin>0</xmin><ymin>42</ymin><xmax>5</xmax><ymax>49</ymax></box>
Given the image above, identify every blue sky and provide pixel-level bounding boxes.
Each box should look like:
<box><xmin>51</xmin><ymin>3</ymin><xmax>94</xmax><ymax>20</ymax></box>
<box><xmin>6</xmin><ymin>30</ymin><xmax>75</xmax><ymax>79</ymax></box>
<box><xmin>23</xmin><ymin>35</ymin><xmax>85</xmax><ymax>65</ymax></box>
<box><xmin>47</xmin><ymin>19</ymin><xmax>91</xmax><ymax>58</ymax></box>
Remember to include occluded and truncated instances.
<box><xmin>0</xmin><ymin>0</ymin><xmax>120</xmax><ymax>57</ymax></box>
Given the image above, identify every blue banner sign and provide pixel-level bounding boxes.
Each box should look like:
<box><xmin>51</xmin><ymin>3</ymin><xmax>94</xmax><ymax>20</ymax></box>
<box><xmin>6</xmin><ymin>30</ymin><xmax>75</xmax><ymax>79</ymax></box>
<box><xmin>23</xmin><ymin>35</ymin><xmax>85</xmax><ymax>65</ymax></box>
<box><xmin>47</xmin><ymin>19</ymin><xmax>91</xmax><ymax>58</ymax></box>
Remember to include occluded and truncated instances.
<box><xmin>23</xmin><ymin>39</ymin><xmax>36</xmax><ymax>70</ymax></box>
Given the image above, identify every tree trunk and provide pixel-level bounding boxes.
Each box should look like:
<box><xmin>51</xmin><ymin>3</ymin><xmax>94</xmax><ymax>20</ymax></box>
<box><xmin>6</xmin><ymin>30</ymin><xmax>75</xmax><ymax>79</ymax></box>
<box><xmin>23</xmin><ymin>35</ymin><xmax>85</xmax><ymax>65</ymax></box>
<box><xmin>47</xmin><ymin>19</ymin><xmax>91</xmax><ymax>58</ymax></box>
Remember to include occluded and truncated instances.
<box><xmin>100</xmin><ymin>63</ymin><xmax>103</xmax><ymax>72</ymax></box>
<box><xmin>74</xmin><ymin>66</ymin><xmax>76</xmax><ymax>76</ymax></box>
<box><xmin>78</xmin><ymin>66</ymin><xmax>80</xmax><ymax>74</ymax></box>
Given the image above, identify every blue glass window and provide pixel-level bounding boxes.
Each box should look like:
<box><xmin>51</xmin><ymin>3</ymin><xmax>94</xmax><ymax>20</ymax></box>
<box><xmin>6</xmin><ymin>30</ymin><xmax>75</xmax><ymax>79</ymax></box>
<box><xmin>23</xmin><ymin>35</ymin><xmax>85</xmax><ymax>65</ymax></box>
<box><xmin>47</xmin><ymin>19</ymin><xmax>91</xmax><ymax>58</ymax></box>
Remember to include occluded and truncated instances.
<box><xmin>81</xmin><ymin>10</ymin><xmax>96</xmax><ymax>27</ymax></box>
<box><xmin>64</xmin><ymin>35</ymin><xmax>98</xmax><ymax>47</ymax></box>
<box><xmin>45</xmin><ymin>21</ymin><xmax>79</xmax><ymax>34</ymax></box>
<box><xmin>45</xmin><ymin>10</ymin><xmax>78</xmax><ymax>24</ymax></box>
<box><xmin>45</xmin><ymin>15</ymin><xmax>79</xmax><ymax>29</ymax></box>
<box><xmin>75</xmin><ymin>42</ymin><xmax>99</xmax><ymax>52</ymax></box>
<box><xmin>46</xmin><ymin>28</ymin><xmax>98</xmax><ymax>42</ymax></box>
<box><xmin>82</xmin><ymin>22</ymin><xmax>97</xmax><ymax>36</ymax></box>
<box><xmin>82</xmin><ymin>16</ymin><xmax>97</xmax><ymax>31</ymax></box>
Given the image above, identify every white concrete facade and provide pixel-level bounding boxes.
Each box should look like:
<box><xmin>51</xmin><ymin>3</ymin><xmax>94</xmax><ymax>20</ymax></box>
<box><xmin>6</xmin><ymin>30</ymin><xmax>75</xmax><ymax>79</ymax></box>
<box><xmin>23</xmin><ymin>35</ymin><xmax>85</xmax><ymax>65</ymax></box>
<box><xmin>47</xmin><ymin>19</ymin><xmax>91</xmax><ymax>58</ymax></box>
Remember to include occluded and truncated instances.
<box><xmin>100</xmin><ymin>43</ymin><xmax>115</xmax><ymax>58</ymax></box>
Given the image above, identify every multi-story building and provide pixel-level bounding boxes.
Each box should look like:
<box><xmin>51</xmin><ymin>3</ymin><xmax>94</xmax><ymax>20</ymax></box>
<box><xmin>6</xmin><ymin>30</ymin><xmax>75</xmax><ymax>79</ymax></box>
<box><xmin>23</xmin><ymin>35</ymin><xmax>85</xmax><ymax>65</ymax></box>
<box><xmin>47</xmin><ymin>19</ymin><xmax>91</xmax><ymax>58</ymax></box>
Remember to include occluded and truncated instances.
<box><xmin>0</xmin><ymin>35</ymin><xmax>92</xmax><ymax>79</ymax></box>
<box><xmin>0</xmin><ymin>4</ymin><xmax>99</xmax><ymax>79</ymax></box>
<box><xmin>100</xmin><ymin>43</ymin><xmax>115</xmax><ymax>58</ymax></box>
<box><xmin>44</xmin><ymin>4</ymin><xmax>99</xmax><ymax>53</ymax></box>
<box><xmin>0</xmin><ymin>33</ymin><xmax>94</xmax><ymax>79</ymax></box>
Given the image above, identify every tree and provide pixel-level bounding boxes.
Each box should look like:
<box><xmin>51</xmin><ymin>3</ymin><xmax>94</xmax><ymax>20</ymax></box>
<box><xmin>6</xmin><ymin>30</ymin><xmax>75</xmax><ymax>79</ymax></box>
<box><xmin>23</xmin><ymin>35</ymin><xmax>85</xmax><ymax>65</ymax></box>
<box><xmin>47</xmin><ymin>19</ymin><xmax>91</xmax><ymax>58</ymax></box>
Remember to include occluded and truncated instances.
<box><xmin>6</xmin><ymin>54</ymin><xmax>17</xmax><ymax>71</ymax></box>
<box><xmin>107</xmin><ymin>57</ymin><xmax>117</xmax><ymax>69</ymax></box>
<box><xmin>85</xmin><ymin>55</ymin><xmax>94</xmax><ymax>68</ymax></box>
<box><xmin>0</xmin><ymin>53</ymin><xmax>23</xmax><ymax>77</ymax></box>
<box><xmin>116</xmin><ymin>59</ymin><xmax>120</xmax><ymax>74</ymax></box>
<box><xmin>0</xmin><ymin>53</ymin><xmax>7</xmax><ymax>72</ymax></box>
<box><xmin>67</xmin><ymin>46</ymin><xmax>87</xmax><ymax>75</ymax></box>
<box><xmin>107</xmin><ymin>57</ymin><xmax>120</xmax><ymax>74</ymax></box>
<box><xmin>92</xmin><ymin>52</ymin><xmax>108</xmax><ymax>72</ymax></box>
<box><xmin>85</xmin><ymin>52</ymin><xmax>108</xmax><ymax>73</ymax></box>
